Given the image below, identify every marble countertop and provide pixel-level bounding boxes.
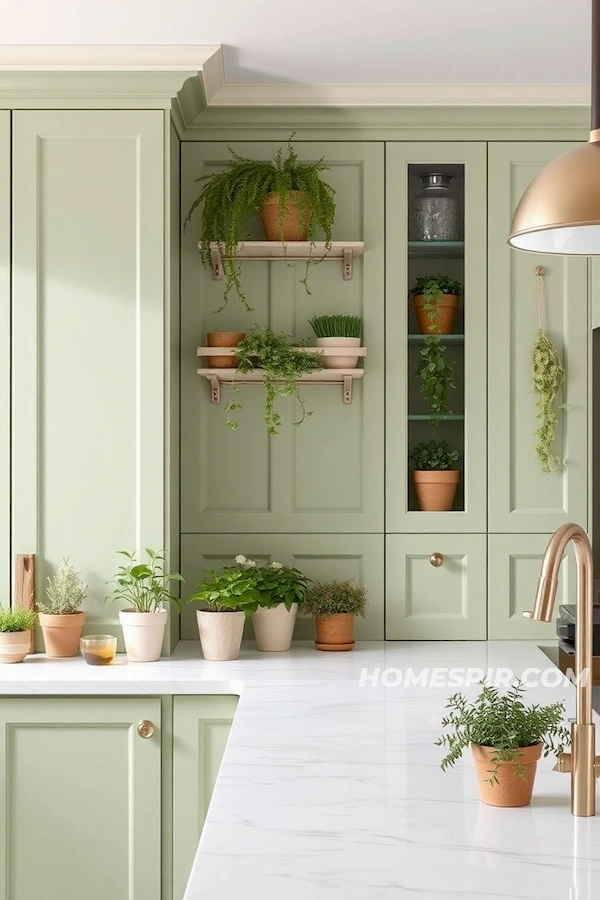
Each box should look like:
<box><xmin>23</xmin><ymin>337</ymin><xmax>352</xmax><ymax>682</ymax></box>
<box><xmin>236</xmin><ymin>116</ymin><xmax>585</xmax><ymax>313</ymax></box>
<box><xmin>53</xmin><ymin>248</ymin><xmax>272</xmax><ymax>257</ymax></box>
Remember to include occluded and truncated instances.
<box><xmin>1</xmin><ymin>640</ymin><xmax>599</xmax><ymax>900</ymax></box>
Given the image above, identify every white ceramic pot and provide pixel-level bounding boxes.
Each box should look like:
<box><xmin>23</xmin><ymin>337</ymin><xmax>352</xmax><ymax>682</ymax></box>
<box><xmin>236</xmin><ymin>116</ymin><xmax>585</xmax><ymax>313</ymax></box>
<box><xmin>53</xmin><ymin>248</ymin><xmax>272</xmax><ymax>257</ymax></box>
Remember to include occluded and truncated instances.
<box><xmin>252</xmin><ymin>603</ymin><xmax>298</xmax><ymax>652</ymax></box>
<box><xmin>0</xmin><ymin>631</ymin><xmax>31</xmax><ymax>663</ymax></box>
<box><xmin>196</xmin><ymin>610</ymin><xmax>245</xmax><ymax>661</ymax></box>
<box><xmin>315</xmin><ymin>337</ymin><xmax>361</xmax><ymax>369</ymax></box>
<box><xmin>119</xmin><ymin>608</ymin><xmax>168</xmax><ymax>662</ymax></box>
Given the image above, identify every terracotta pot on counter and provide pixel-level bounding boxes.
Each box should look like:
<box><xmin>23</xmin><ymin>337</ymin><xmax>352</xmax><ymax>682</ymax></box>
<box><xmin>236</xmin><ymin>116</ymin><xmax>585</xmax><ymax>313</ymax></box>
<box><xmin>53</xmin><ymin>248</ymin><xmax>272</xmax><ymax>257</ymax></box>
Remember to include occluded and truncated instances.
<box><xmin>206</xmin><ymin>331</ymin><xmax>245</xmax><ymax>369</ymax></box>
<box><xmin>413</xmin><ymin>469</ymin><xmax>459</xmax><ymax>511</ymax></box>
<box><xmin>260</xmin><ymin>191</ymin><xmax>311</xmax><ymax>241</ymax></box>
<box><xmin>197</xmin><ymin>610</ymin><xmax>245</xmax><ymax>661</ymax></box>
<box><xmin>314</xmin><ymin>613</ymin><xmax>355</xmax><ymax>651</ymax></box>
<box><xmin>472</xmin><ymin>743</ymin><xmax>542</xmax><ymax>807</ymax></box>
<box><xmin>252</xmin><ymin>603</ymin><xmax>298</xmax><ymax>652</ymax></box>
<box><xmin>39</xmin><ymin>611</ymin><xmax>86</xmax><ymax>658</ymax></box>
<box><xmin>0</xmin><ymin>631</ymin><xmax>31</xmax><ymax>664</ymax></box>
<box><xmin>413</xmin><ymin>293</ymin><xmax>459</xmax><ymax>335</ymax></box>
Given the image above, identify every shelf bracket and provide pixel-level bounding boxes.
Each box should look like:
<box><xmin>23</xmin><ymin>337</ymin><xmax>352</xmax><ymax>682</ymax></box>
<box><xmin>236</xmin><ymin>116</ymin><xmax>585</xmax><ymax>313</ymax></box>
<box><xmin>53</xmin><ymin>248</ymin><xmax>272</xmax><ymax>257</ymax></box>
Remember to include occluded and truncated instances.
<box><xmin>343</xmin><ymin>248</ymin><xmax>353</xmax><ymax>281</ymax></box>
<box><xmin>210</xmin><ymin>246</ymin><xmax>223</xmax><ymax>281</ymax></box>
<box><xmin>208</xmin><ymin>375</ymin><xmax>221</xmax><ymax>404</ymax></box>
<box><xmin>343</xmin><ymin>376</ymin><xmax>353</xmax><ymax>404</ymax></box>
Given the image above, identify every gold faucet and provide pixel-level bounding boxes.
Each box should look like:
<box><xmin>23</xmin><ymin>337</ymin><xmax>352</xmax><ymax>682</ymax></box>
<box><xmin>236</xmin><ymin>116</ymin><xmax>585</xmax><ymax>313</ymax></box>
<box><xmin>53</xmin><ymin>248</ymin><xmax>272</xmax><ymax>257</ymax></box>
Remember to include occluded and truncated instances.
<box><xmin>523</xmin><ymin>522</ymin><xmax>596</xmax><ymax>816</ymax></box>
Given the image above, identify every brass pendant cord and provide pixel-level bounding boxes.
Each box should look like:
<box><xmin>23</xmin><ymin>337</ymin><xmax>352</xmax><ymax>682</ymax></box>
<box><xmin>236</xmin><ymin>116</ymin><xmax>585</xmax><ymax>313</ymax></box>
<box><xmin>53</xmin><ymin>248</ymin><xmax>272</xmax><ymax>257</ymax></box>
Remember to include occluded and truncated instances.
<box><xmin>535</xmin><ymin>265</ymin><xmax>545</xmax><ymax>330</ymax></box>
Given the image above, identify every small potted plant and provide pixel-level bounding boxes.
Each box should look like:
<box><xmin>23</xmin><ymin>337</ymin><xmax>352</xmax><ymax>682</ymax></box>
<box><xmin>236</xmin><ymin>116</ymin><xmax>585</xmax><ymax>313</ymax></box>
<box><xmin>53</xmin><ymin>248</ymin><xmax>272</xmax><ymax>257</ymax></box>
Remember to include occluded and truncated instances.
<box><xmin>436</xmin><ymin>680</ymin><xmax>570</xmax><ymax>807</ymax></box>
<box><xmin>410</xmin><ymin>440</ymin><xmax>460</xmax><ymax>511</ymax></box>
<box><xmin>303</xmin><ymin>579</ymin><xmax>367</xmax><ymax>651</ymax></box>
<box><xmin>184</xmin><ymin>137</ymin><xmax>336</xmax><ymax>311</ymax></box>
<box><xmin>227</xmin><ymin>326</ymin><xmax>323</xmax><ymax>435</ymax></box>
<box><xmin>411</xmin><ymin>274</ymin><xmax>461</xmax><ymax>335</ymax></box>
<box><xmin>308</xmin><ymin>314</ymin><xmax>362</xmax><ymax>369</ymax></box>
<box><xmin>252</xmin><ymin>558</ymin><xmax>309</xmax><ymax>652</ymax></box>
<box><xmin>37</xmin><ymin>557</ymin><xmax>87</xmax><ymax>658</ymax></box>
<box><xmin>106</xmin><ymin>549</ymin><xmax>183</xmax><ymax>662</ymax></box>
<box><xmin>416</xmin><ymin>336</ymin><xmax>455</xmax><ymax>425</ymax></box>
<box><xmin>206</xmin><ymin>331</ymin><xmax>246</xmax><ymax>369</ymax></box>
<box><xmin>187</xmin><ymin>556</ymin><xmax>261</xmax><ymax>661</ymax></box>
<box><xmin>0</xmin><ymin>606</ymin><xmax>38</xmax><ymax>663</ymax></box>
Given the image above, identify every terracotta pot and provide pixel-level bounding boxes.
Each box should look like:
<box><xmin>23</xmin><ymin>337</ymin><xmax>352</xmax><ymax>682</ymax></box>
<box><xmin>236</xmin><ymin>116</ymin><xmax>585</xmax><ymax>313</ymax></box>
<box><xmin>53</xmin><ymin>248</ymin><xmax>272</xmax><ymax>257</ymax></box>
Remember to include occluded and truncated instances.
<box><xmin>413</xmin><ymin>293</ymin><xmax>459</xmax><ymax>335</ymax></box>
<box><xmin>260</xmin><ymin>191</ymin><xmax>311</xmax><ymax>241</ymax></box>
<box><xmin>315</xmin><ymin>337</ymin><xmax>361</xmax><ymax>369</ymax></box>
<box><xmin>315</xmin><ymin>613</ymin><xmax>355</xmax><ymax>651</ymax></box>
<box><xmin>197</xmin><ymin>610</ymin><xmax>245</xmax><ymax>661</ymax></box>
<box><xmin>252</xmin><ymin>603</ymin><xmax>298</xmax><ymax>652</ymax></box>
<box><xmin>0</xmin><ymin>631</ymin><xmax>31</xmax><ymax>664</ymax></box>
<box><xmin>39</xmin><ymin>611</ymin><xmax>86</xmax><ymax>658</ymax></box>
<box><xmin>206</xmin><ymin>331</ymin><xmax>245</xmax><ymax>369</ymax></box>
<box><xmin>472</xmin><ymin>743</ymin><xmax>543</xmax><ymax>807</ymax></box>
<box><xmin>119</xmin><ymin>608</ymin><xmax>167</xmax><ymax>662</ymax></box>
<box><xmin>413</xmin><ymin>469</ymin><xmax>460</xmax><ymax>511</ymax></box>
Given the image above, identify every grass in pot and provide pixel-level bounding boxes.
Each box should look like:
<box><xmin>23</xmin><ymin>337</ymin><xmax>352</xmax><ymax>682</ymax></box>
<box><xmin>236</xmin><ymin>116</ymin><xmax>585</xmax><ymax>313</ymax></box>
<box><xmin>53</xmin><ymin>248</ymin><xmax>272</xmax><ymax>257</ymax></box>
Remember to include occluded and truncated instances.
<box><xmin>436</xmin><ymin>680</ymin><xmax>570</xmax><ymax>807</ymax></box>
<box><xmin>303</xmin><ymin>579</ymin><xmax>367</xmax><ymax>651</ymax></box>
<box><xmin>106</xmin><ymin>549</ymin><xmax>183</xmax><ymax>662</ymax></box>
<box><xmin>187</xmin><ymin>558</ymin><xmax>261</xmax><ymax>661</ymax></box>
<box><xmin>0</xmin><ymin>606</ymin><xmax>38</xmax><ymax>663</ymax></box>
<box><xmin>251</xmin><ymin>557</ymin><xmax>309</xmax><ymax>652</ymax></box>
<box><xmin>184</xmin><ymin>136</ymin><xmax>336</xmax><ymax>311</ymax></box>
<box><xmin>410</xmin><ymin>440</ymin><xmax>460</xmax><ymax>511</ymax></box>
<box><xmin>37</xmin><ymin>557</ymin><xmax>87</xmax><ymax>657</ymax></box>
<box><xmin>412</xmin><ymin>274</ymin><xmax>461</xmax><ymax>336</ymax></box>
<box><xmin>308</xmin><ymin>314</ymin><xmax>362</xmax><ymax>369</ymax></box>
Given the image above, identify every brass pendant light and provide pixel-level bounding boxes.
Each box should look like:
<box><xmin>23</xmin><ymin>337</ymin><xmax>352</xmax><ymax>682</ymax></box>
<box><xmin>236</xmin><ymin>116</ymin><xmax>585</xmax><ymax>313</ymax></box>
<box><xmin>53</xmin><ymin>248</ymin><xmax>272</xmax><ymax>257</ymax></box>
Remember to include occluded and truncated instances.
<box><xmin>508</xmin><ymin>0</ymin><xmax>600</xmax><ymax>254</ymax></box>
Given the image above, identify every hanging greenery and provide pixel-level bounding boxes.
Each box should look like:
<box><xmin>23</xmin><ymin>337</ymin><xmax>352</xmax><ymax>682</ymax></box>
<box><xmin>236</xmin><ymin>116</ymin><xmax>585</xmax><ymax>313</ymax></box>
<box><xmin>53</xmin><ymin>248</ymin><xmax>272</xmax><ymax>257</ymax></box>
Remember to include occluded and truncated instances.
<box><xmin>416</xmin><ymin>336</ymin><xmax>455</xmax><ymax>426</ymax></box>
<box><xmin>532</xmin><ymin>329</ymin><xmax>566</xmax><ymax>473</ymax></box>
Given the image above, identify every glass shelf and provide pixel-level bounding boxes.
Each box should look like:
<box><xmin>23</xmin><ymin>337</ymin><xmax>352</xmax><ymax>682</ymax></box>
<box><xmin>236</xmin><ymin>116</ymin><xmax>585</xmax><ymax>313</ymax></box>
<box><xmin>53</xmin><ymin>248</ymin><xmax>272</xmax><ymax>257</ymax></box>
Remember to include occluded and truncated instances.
<box><xmin>408</xmin><ymin>334</ymin><xmax>465</xmax><ymax>344</ymax></box>
<box><xmin>407</xmin><ymin>415</ymin><xmax>465</xmax><ymax>421</ymax></box>
<box><xmin>408</xmin><ymin>241</ymin><xmax>465</xmax><ymax>259</ymax></box>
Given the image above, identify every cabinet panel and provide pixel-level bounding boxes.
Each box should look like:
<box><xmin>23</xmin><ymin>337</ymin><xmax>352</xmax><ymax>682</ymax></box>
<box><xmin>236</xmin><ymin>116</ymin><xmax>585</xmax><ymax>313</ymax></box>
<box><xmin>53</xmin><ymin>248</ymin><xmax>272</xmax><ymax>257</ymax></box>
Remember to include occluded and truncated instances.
<box><xmin>0</xmin><ymin>697</ymin><xmax>161</xmax><ymax>900</ymax></box>
<box><xmin>0</xmin><ymin>112</ymin><xmax>8</xmax><ymax>598</ymax></box>
<box><xmin>180</xmin><ymin>141</ymin><xmax>384</xmax><ymax>534</ymax></box>
<box><xmin>488</xmin><ymin>533</ymin><xmax>575</xmax><ymax>640</ymax></box>
<box><xmin>11</xmin><ymin>111</ymin><xmax>166</xmax><ymax>640</ymax></box>
<box><xmin>172</xmin><ymin>695</ymin><xmax>238</xmax><ymax>900</ymax></box>
<box><xmin>386</xmin><ymin>534</ymin><xmax>486</xmax><ymax>639</ymax></box>
<box><xmin>180</xmin><ymin>533</ymin><xmax>384</xmax><ymax>640</ymax></box>
<box><xmin>488</xmin><ymin>142</ymin><xmax>589</xmax><ymax>533</ymax></box>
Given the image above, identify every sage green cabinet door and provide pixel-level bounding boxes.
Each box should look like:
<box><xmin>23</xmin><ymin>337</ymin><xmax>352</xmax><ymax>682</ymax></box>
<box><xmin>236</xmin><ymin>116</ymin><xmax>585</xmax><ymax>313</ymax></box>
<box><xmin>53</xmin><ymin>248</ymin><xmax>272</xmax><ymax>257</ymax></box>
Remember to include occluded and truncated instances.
<box><xmin>385</xmin><ymin>142</ymin><xmax>487</xmax><ymax>534</ymax></box>
<box><xmin>180</xmin><ymin>141</ymin><xmax>384</xmax><ymax>534</ymax></box>
<box><xmin>12</xmin><ymin>111</ymin><xmax>166</xmax><ymax>640</ymax></box>
<box><xmin>386</xmin><ymin>534</ymin><xmax>486</xmax><ymax>639</ymax></box>
<box><xmin>488</xmin><ymin>534</ymin><xmax>575</xmax><ymax>639</ymax></box>
<box><xmin>488</xmin><ymin>142</ymin><xmax>589</xmax><ymax>533</ymax></box>
<box><xmin>172</xmin><ymin>695</ymin><xmax>238</xmax><ymax>900</ymax></box>
<box><xmin>0</xmin><ymin>112</ymin><xmax>8</xmax><ymax>599</ymax></box>
<box><xmin>0</xmin><ymin>697</ymin><xmax>161</xmax><ymax>900</ymax></box>
<box><xmin>180</xmin><ymin>532</ymin><xmax>384</xmax><ymax>640</ymax></box>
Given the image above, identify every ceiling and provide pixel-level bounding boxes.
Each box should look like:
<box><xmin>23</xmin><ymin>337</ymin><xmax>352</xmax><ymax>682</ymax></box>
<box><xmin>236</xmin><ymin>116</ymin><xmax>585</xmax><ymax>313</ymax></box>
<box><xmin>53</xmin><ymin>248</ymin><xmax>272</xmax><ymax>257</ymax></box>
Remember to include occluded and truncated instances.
<box><xmin>2</xmin><ymin>0</ymin><xmax>591</xmax><ymax>86</ymax></box>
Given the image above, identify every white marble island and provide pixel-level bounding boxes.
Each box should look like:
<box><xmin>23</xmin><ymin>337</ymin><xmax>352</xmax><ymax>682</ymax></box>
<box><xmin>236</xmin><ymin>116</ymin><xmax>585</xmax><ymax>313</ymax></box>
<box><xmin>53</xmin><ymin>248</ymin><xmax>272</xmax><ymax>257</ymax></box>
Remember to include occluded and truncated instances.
<box><xmin>1</xmin><ymin>641</ymin><xmax>599</xmax><ymax>900</ymax></box>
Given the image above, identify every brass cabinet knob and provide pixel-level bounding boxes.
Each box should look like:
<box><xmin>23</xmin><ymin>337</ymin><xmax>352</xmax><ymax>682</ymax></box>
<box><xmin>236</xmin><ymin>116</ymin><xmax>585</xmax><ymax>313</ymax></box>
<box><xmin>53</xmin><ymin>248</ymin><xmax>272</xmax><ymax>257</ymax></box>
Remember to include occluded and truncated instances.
<box><xmin>137</xmin><ymin>719</ymin><xmax>155</xmax><ymax>739</ymax></box>
<box><xmin>430</xmin><ymin>553</ymin><xmax>444</xmax><ymax>568</ymax></box>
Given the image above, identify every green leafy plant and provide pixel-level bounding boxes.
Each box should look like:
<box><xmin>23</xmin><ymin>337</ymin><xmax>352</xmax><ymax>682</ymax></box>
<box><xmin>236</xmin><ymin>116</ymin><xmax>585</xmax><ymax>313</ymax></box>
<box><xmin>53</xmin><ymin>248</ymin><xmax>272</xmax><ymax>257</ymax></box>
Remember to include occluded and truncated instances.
<box><xmin>416</xmin><ymin>336</ymin><xmax>455</xmax><ymax>424</ymax></box>
<box><xmin>38</xmin><ymin>557</ymin><xmax>87</xmax><ymax>615</ymax></box>
<box><xmin>0</xmin><ymin>606</ymin><xmax>38</xmax><ymax>633</ymax></box>
<box><xmin>184</xmin><ymin>137</ymin><xmax>336</xmax><ymax>311</ymax></box>
<box><xmin>412</xmin><ymin>273</ymin><xmax>462</xmax><ymax>333</ymax></box>
<box><xmin>410</xmin><ymin>440</ymin><xmax>459</xmax><ymax>471</ymax></box>
<box><xmin>532</xmin><ymin>329</ymin><xmax>566</xmax><ymax>473</ymax></box>
<box><xmin>252</xmin><ymin>560</ymin><xmax>309</xmax><ymax>611</ymax></box>
<box><xmin>226</xmin><ymin>326</ymin><xmax>323</xmax><ymax>436</ymax></box>
<box><xmin>187</xmin><ymin>555</ymin><xmax>261</xmax><ymax>614</ymax></box>
<box><xmin>105</xmin><ymin>549</ymin><xmax>183</xmax><ymax>613</ymax></box>
<box><xmin>308</xmin><ymin>315</ymin><xmax>362</xmax><ymax>338</ymax></box>
<box><xmin>436</xmin><ymin>680</ymin><xmax>570</xmax><ymax>785</ymax></box>
<box><xmin>303</xmin><ymin>579</ymin><xmax>367</xmax><ymax>618</ymax></box>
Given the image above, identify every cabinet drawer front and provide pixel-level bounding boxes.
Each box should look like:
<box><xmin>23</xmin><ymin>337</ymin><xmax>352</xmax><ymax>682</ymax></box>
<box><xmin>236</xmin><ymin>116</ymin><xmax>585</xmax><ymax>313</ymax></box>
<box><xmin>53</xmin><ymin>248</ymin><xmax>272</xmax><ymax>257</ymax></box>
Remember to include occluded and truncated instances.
<box><xmin>386</xmin><ymin>533</ymin><xmax>486</xmax><ymax>639</ymax></box>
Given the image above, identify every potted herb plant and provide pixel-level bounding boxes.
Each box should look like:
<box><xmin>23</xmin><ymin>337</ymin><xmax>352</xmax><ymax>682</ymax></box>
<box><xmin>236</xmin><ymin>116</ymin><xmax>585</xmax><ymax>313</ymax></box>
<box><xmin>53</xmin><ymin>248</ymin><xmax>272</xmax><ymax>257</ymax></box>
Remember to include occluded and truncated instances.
<box><xmin>303</xmin><ymin>579</ymin><xmax>367</xmax><ymax>651</ymax></box>
<box><xmin>37</xmin><ymin>557</ymin><xmax>87</xmax><ymax>658</ymax></box>
<box><xmin>412</xmin><ymin>274</ymin><xmax>461</xmax><ymax>335</ymax></box>
<box><xmin>251</xmin><ymin>558</ymin><xmax>309</xmax><ymax>652</ymax></box>
<box><xmin>416</xmin><ymin>336</ymin><xmax>455</xmax><ymax>425</ymax></box>
<box><xmin>106</xmin><ymin>549</ymin><xmax>183</xmax><ymax>662</ymax></box>
<box><xmin>227</xmin><ymin>326</ymin><xmax>323</xmax><ymax>436</ymax></box>
<box><xmin>0</xmin><ymin>606</ymin><xmax>38</xmax><ymax>663</ymax></box>
<box><xmin>184</xmin><ymin>137</ymin><xmax>336</xmax><ymax>311</ymax></box>
<box><xmin>410</xmin><ymin>440</ymin><xmax>460</xmax><ymax>511</ymax></box>
<box><xmin>436</xmin><ymin>680</ymin><xmax>570</xmax><ymax>807</ymax></box>
<box><xmin>187</xmin><ymin>557</ymin><xmax>261</xmax><ymax>661</ymax></box>
<box><xmin>308</xmin><ymin>314</ymin><xmax>362</xmax><ymax>369</ymax></box>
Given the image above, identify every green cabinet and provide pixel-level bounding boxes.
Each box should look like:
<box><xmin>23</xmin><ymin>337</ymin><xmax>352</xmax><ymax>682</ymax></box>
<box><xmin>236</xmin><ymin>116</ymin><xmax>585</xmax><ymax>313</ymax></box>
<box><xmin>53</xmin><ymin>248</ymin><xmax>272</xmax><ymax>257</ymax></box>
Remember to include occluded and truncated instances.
<box><xmin>0</xmin><ymin>112</ymin><xmax>8</xmax><ymax>599</ymax></box>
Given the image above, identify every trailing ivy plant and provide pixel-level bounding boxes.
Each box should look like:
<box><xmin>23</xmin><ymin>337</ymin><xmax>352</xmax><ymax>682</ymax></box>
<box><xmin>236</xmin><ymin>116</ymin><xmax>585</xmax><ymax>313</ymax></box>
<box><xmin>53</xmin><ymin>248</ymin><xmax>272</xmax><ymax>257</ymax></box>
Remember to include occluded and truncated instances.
<box><xmin>416</xmin><ymin>336</ymin><xmax>455</xmax><ymax>425</ymax></box>
<box><xmin>436</xmin><ymin>680</ymin><xmax>570</xmax><ymax>785</ymax></box>
<box><xmin>183</xmin><ymin>136</ymin><xmax>336</xmax><ymax>312</ymax></box>
<box><xmin>412</xmin><ymin>273</ymin><xmax>462</xmax><ymax>333</ymax></box>
<box><xmin>410</xmin><ymin>440</ymin><xmax>459</xmax><ymax>471</ymax></box>
<box><xmin>226</xmin><ymin>326</ymin><xmax>323</xmax><ymax>436</ymax></box>
<box><xmin>532</xmin><ymin>329</ymin><xmax>566</xmax><ymax>473</ymax></box>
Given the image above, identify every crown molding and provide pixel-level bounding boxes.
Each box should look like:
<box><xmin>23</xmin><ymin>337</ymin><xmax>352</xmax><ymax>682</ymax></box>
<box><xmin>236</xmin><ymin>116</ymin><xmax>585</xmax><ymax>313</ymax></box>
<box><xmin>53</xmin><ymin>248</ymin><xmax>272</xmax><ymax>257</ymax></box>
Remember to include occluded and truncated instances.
<box><xmin>0</xmin><ymin>44</ymin><xmax>221</xmax><ymax>71</ymax></box>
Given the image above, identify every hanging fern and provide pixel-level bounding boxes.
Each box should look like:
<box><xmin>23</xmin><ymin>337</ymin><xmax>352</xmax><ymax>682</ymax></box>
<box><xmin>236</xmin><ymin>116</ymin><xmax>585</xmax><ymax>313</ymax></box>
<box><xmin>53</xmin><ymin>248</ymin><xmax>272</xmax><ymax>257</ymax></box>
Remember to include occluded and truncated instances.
<box><xmin>532</xmin><ymin>329</ymin><xmax>566</xmax><ymax>474</ymax></box>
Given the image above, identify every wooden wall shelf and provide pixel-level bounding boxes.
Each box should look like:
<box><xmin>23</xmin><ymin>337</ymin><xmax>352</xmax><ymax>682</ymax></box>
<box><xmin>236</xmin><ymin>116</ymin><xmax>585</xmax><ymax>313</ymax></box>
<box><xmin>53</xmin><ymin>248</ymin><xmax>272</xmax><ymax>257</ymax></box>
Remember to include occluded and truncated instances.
<box><xmin>196</xmin><ymin>368</ymin><xmax>364</xmax><ymax>405</ymax></box>
<box><xmin>202</xmin><ymin>241</ymin><xmax>364</xmax><ymax>281</ymax></box>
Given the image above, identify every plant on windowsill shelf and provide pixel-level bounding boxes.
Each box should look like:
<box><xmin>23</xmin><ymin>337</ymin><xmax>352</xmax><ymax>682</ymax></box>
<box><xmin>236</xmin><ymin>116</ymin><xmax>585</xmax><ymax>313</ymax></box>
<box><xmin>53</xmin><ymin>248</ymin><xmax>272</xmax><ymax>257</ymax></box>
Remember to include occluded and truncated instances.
<box><xmin>416</xmin><ymin>336</ymin><xmax>455</xmax><ymax>426</ymax></box>
<box><xmin>303</xmin><ymin>579</ymin><xmax>367</xmax><ymax>652</ymax></box>
<box><xmin>183</xmin><ymin>136</ymin><xmax>336</xmax><ymax>312</ymax></box>
<box><xmin>226</xmin><ymin>326</ymin><xmax>323</xmax><ymax>436</ymax></box>
<box><xmin>308</xmin><ymin>314</ymin><xmax>362</xmax><ymax>369</ymax></box>
<box><xmin>436</xmin><ymin>680</ymin><xmax>570</xmax><ymax>807</ymax></box>
<box><xmin>411</xmin><ymin>273</ymin><xmax>461</xmax><ymax>336</ymax></box>
<box><xmin>410</xmin><ymin>440</ymin><xmax>460</xmax><ymax>511</ymax></box>
<box><xmin>37</xmin><ymin>557</ymin><xmax>87</xmax><ymax>658</ymax></box>
<box><xmin>0</xmin><ymin>606</ymin><xmax>38</xmax><ymax>664</ymax></box>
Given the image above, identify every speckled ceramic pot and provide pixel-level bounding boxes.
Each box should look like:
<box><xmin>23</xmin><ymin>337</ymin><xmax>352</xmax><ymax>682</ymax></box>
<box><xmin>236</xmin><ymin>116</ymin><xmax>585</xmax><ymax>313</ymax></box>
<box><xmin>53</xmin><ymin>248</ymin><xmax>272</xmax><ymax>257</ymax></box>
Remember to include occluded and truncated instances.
<box><xmin>472</xmin><ymin>743</ymin><xmax>542</xmax><ymax>807</ymax></box>
<box><xmin>197</xmin><ymin>610</ymin><xmax>245</xmax><ymax>661</ymax></box>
